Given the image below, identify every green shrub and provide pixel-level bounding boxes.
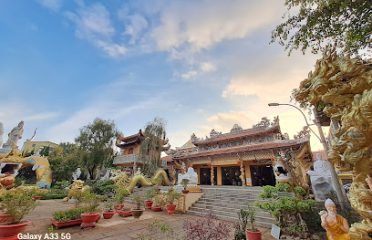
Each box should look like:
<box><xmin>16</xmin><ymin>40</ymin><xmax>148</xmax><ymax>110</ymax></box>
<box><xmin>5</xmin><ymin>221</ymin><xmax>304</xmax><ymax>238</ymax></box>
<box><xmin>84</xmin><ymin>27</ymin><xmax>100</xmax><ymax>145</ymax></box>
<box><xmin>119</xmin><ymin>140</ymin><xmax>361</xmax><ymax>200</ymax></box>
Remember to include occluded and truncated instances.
<box><xmin>79</xmin><ymin>191</ymin><xmax>99</xmax><ymax>213</ymax></box>
<box><xmin>91</xmin><ymin>179</ymin><xmax>116</xmax><ymax>195</ymax></box>
<box><xmin>40</xmin><ymin>189</ymin><xmax>67</xmax><ymax>200</ymax></box>
<box><xmin>276</xmin><ymin>183</ymin><xmax>290</xmax><ymax>192</ymax></box>
<box><xmin>52</xmin><ymin>180</ymin><xmax>70</xmax><ymax>190</ymax></box>
<box><xmin>0</xmin><ymin>188</ymin><xmax>36</xmax><ymax>224</ymax></box>
<box><xmin>53</xmin><ymin>208</ymin><xmax>86</xmax><ymax>221</ymax></box>
<box><xmin>114</xmin><ymin>187</ymin><xmax>130</xmax><ymax>204</ymax></box>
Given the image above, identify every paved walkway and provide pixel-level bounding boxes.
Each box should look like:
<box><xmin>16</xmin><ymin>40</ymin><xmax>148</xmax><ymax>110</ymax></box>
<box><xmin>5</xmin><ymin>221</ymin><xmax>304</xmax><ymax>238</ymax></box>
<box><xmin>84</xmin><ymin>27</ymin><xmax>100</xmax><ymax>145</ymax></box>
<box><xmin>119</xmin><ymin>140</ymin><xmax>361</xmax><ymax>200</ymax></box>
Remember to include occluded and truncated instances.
<box><xmin>23</xmin><ymin>200</ymin><xmax>274</xmax><ymax>240</ymax></box>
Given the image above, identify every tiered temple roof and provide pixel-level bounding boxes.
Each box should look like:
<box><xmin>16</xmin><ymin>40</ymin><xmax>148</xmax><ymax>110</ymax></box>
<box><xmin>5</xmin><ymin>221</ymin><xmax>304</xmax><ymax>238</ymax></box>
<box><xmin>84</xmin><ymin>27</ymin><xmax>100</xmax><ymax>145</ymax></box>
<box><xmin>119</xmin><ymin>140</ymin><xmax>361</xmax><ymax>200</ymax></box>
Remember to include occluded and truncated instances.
<box><xmin>116</xmin><ymin>129</ymin><xmax>144</xmax><ymax>148</ymax></box>
<box><xmin>169</xmin><ymin>117</ymin><xmax>311</xmax><ymax>161</ymax></box>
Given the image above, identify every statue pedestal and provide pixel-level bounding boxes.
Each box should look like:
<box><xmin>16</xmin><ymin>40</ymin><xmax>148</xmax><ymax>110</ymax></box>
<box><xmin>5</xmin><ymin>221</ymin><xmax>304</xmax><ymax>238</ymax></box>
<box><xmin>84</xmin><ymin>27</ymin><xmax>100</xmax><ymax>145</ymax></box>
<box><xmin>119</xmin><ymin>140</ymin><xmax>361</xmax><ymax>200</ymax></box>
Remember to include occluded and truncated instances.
<box><xmin>187</xmin><ymin>184</ymin><xmax>201</xmax><ymax>193</ymax></box>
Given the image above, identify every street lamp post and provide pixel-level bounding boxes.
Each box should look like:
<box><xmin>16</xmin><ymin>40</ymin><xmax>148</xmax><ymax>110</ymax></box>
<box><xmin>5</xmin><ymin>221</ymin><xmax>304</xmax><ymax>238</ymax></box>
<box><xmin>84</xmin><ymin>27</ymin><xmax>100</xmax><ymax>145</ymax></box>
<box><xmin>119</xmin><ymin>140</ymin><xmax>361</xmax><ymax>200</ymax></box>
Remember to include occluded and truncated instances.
<box><xmin>268</xmin><ymin>102</ymin><xmax>348</xmax><ymax>210</ymax></box>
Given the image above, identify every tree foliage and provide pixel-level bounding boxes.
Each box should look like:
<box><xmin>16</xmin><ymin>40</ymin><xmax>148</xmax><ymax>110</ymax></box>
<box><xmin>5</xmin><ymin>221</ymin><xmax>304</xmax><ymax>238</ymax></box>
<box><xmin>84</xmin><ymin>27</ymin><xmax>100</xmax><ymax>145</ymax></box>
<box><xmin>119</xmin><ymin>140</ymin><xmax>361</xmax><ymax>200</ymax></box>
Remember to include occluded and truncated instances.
<box><xmin>272</xmin><ymin>0</ymin><xmax>372</xmax><ymax>56</ymax></box>
<box><xmin>75</xmin><ymin>118</ymin><xmax>116</xmax><ymax>180</ymax></box>
<box><xmin>139</xmin><ymin>117</ymin><xmax>167</xmax><ymax>176</ymax></box>
<box><xmin>48</xmin><ymin>142</ymin><xmax>80</xmax><ymax>183</ymax></box>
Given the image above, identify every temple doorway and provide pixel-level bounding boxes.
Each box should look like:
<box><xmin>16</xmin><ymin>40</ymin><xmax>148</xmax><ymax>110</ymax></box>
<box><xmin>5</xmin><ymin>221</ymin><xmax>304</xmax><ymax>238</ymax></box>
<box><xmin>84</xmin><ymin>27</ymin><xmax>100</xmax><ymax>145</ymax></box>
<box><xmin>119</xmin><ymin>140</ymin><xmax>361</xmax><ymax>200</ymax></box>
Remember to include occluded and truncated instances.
<box><xmin>199</xmin><ymin>167</ymin><xmax>217</xmax><ymax>185</ymax></box>
<box><xmin>250</xmin><ymin>165</ymin><xmax>276</xmax><ymax>186</ymax></box>
<box><xmin>200</xmin><ymin>168</ymin><xmax>211</xmax><ymax>185</ymax></box>
<box><xmin>221</xmin><ymin>166</ymin><xmax>242</xmax><ymax>186</ymax></box>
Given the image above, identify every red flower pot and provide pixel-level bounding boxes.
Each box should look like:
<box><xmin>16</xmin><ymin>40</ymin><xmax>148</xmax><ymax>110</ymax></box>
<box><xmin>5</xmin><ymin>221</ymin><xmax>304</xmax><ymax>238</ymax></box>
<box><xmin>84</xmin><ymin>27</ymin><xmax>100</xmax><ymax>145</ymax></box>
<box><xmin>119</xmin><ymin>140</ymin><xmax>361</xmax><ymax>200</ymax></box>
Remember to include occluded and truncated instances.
<box><xmin>0</xmin><ymin>220</ymin><xmax>30</xmax><ymax>239</ymax></box>
<box><xmin>80</xmin><ymin>213</ymin><xmax>100</xmax><ymax>229</ymax></box>
<box><xmin>114</xmin><ymin>203</ymin><xmax>124</xmax><ymax>210</ymax></box>
<box><xmin>102</xmin><ymin>211</ymin><xmax>115</xmax><ymax>219</ymax></box>
<box><xmin>151</xmin><ymin>206</ymin><xmax>162</xmax><ymax>212</ymax></box>
<box><xmin>246</xmin><ymin>229</ymin><xmax>262</xmax><ymax>240</ymax></box>
<box><xmin>166</xmin><ymin>204</ymin><xmax>176</xmax><ymax>215</ymax></box>
<box><xmin>0</xmin><ymin>213</ymin><xmax>12</xmax><ymax>225</ymax></box>
<box><xmin>32</xmin><ymin>196</ymin><xmax>42</xmax><ymax>201</ymax></box>
<box><xmin>51</xmin><ymin>219</ymin><xmax>82</xmax><ymax>229</ymax></box>
<box><xmin>117</xmin><ymin>209</ymin><xmax>132</xmax><ymax>217</ymax></box>
<box><xmin>144</xmin><ymin>200</ymin><xmax>153</xmax><ymax>209</ymax></box>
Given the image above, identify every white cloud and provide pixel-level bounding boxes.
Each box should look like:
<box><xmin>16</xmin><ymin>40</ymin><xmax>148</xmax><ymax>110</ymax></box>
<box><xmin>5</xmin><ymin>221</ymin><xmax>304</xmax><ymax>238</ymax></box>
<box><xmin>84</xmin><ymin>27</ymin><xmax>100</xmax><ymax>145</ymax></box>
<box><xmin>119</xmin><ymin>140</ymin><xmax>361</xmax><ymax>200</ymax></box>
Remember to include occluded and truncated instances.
<box><xmin>122</xmin><ymin>14</ymin><xmax>149</xmax><ymax>44</ymax></box>
<box><xmin>65</xmin><ymin>3</ymin><xmax>126</xmax><ymax>58</ymax></box>
<box><xmin>37</xmin><ymin>0</ymin><xmax>62</xmax><ymax>12</ymax></box>
<box><xmin>180</xmin><ymin>70</ymin><xmax>198</xmax><ymax>80</ymax></box>
<box><xmin>200</xmin><ymin>62</ymin><xmax>216</xmax><ymax>73</ymax></box>
<box><xmin>150</xmin><ymin>1</ymin><xmax>283</xmax><ymax>53</ymax></box>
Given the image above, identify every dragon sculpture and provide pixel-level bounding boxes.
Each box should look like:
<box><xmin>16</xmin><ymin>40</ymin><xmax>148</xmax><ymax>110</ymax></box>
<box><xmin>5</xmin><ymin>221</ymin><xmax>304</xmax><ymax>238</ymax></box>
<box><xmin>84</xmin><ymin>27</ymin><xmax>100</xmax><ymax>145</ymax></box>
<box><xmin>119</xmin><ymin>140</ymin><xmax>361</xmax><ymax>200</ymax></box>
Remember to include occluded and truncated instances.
<box><xmin>110</xmin><ymin>168</ymin><xmax>172</xmax><ymax>192</ymax></box>
<box><xmin>293</xmin><ymin>51</ymin><xmax>372</xmax><ymax>239</ymax></box>
<box><xmin>0</xmin><ymin>121</ymin><xmax>52</xmax><ymax>189</ymax></box>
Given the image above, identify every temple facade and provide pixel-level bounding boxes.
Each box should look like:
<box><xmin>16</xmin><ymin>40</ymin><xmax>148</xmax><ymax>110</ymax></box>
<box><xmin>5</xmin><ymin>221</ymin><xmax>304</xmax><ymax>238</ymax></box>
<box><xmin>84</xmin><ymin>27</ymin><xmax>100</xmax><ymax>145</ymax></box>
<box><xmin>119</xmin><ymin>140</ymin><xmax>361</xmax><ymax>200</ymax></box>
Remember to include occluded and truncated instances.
<box><xmin>113</xmin><ymin>130</ymin><xmax>144</xmax><ymax>170</ymax></box>
<box><xmin>168</xmin><ymin>117</ymin><xmax>313</xmax><ymax>187</ymax></box>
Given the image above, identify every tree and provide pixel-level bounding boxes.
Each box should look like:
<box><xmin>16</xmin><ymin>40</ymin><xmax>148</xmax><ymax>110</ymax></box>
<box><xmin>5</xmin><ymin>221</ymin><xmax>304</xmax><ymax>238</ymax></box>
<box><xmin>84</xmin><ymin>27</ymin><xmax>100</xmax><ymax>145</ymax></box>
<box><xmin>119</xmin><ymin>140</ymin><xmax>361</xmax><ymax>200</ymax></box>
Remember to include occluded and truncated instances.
<box><xmin>272</xmin><ymin>0</ymin><xmax>371</xmax><ymax>56</ymax></box>
<box><xmin>75</xmin><ymin>118</ymin><xmax>116</xmax><ymax>180</ymax></box>
<box><xmin>48</xmin><ymin>142</ymin><xmax>80</xmax><ymax>183</ymax></box>
<box><xmin>139</xmin><ymin>118</ymin><xmax>168</xmax><ymax>176</ymax></box>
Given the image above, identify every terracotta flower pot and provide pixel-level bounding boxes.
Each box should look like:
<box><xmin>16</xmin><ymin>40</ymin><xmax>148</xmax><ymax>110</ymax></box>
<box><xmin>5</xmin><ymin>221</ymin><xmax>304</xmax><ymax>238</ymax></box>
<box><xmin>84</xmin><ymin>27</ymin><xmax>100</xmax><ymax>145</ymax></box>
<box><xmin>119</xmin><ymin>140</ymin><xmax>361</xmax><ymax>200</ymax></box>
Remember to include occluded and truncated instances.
<box><xmin>102</xmin><ymin>211</ymin><xmax>115</xmax><ymax>219</ymax></box>
<box><xmin>80</xmin><ymin>213</ymin><xmax>100</xmax><ymax>229</ymax></box>
<box><xmin>131</xmin><ymin>209</ymin><xmax>144</xmax><ymax>219</ymax></box>
<box><xmin>117</xmin><ymin>209</ymin><xmax>132</xmax><ymax>217</ymax></box>
<box><xmin>32</xmin><ymin>195</ymin><xmax>42</xmax><ymax>201</ymax></box>
<box><xmin>182</xmin><ymin>189</ymin><xmax>189</xmax><ymax>194</ymax></box>
<box><xmin>114</xmin><ymin>203</ymin><xmax>124</xmax><ymax>210</ymax></box>
<box><xmin>166</xmin><ymin>204</ymin><xmax>176</xmax><ymax>215</ymax></box>
<box><xmin>151</xmin><ymin>206</ymin><xmax>162</xmax><ymax>212</ymax></box>
<box><xmin>246</xmin><ymin>229</ymin><xmax>262</xmax><ymax>240</ymax></box>
<box><xmin>51</xmin><ymin>219</ymin><xmax>82</xmax><ymax>229</ymax></box>
<box><xmin>0</xmin><ymin>220</ymin><xmax>30</xmax><ymax>239</ymax></box>
<box><xmin>0</xmin><ymin>213</ymin><xmax>12</xmax><ymax>225</ymax></box>
<box><xmin>144</xmin><ymin>200</ymin><xmax>153</xmax><ymax>209</ymax></box>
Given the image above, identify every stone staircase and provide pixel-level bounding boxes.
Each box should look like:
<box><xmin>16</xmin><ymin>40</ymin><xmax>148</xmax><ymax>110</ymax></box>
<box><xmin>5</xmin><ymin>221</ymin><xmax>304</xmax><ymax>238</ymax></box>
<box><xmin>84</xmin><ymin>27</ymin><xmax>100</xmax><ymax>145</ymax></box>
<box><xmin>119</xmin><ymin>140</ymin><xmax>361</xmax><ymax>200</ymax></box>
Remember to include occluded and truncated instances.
<box><xmin>187</xmin><ymin>186</ymin><xmax>275</xmax><ymax>228</ymax></box>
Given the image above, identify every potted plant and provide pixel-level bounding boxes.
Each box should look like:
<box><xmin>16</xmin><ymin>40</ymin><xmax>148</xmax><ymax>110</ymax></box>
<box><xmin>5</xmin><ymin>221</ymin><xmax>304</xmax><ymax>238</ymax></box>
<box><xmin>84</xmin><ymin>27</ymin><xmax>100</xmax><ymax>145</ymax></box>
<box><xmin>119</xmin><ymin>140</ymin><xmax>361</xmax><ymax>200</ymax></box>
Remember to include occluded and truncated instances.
<box><xmin>102</xmin><ymin>200</ymin><xmax>115</xmax><ymax>219</ymax></box>
<box><xmin>151</xmin><ymin>194</ymin><xmax>164</xmax><ymax>212</ymax></box>
<box><xmin>181</xmin><ymin>179</ymin><xmax>190</xmax><ymax>194</ymax></box>
<box><xmin>165</xmin><ymin>189</ymin><xmax>181</xmax><ymax>215</ymax></box>
<box><xmin>0</xmin><ymin>188</ymin><xmax>36</xmax><ymax>239</ymax></box>
<box><xmin>144</xmin><ymin>188</ymin><xmax>156</xmax><ymax>209</ymax></box>
<box><xmin>131</xmin><ymin>194</ymin><xmax>145</xmax><ymax>218</ymax></box>
<box><xmin>52</xmin><ymin>208</ymin><xmax>85</xmax><ymax>229</ymax></box>
<box><xmin>245</xmin><ymin>204</ymin><xmax>262</xmax><ymax>240</ymax></box>
<box><xmin>79</xmin><ymin>191</ymin><xmax>100</xmax><ymax>229</ymax></box>
<box><xmin>114</xmin><ymin>187</ymin><xmax>129</xmax><ymax>210</ymax></box>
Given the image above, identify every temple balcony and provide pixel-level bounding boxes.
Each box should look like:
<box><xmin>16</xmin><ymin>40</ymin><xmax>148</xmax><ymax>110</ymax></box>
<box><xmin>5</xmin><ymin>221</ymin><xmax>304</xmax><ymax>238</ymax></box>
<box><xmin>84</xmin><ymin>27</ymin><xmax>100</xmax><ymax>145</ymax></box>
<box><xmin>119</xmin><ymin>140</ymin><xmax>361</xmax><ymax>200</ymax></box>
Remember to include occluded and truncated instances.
<box><xmin>113</xmin><ymin>154</ymin><xmax>139</xmax><ymax>165</ymax></box>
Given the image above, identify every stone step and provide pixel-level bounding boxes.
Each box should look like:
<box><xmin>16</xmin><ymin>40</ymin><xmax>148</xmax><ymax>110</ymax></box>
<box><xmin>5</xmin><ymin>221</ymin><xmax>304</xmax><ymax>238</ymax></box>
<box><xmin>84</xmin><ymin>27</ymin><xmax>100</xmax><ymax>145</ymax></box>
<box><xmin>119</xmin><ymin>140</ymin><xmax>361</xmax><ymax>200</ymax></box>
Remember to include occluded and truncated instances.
<box><xmin>187</xmin><ymin>209</ymin><xmax>273</xmax><ymax>228</ymax></box>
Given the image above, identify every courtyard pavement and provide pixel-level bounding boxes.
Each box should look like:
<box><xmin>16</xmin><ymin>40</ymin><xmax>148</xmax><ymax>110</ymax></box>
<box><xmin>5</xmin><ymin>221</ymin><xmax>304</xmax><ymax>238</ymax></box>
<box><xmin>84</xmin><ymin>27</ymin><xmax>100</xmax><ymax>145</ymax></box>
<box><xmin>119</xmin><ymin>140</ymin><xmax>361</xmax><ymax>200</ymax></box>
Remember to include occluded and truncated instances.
<box><xmin>23</xmin><ymin>200</ymin><xmax>274</xmax><ymax>240</ymax></box>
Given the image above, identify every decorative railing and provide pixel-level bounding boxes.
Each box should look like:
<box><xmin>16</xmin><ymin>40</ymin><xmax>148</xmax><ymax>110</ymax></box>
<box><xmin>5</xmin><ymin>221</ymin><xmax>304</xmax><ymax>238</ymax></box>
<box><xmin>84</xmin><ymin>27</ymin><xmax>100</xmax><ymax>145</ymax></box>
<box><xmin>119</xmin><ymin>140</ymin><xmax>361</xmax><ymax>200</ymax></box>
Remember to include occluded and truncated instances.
<box><xmin>113</xmin><ymin>154</ymin><xmax>138</xmax><ymax>165</ymax></box>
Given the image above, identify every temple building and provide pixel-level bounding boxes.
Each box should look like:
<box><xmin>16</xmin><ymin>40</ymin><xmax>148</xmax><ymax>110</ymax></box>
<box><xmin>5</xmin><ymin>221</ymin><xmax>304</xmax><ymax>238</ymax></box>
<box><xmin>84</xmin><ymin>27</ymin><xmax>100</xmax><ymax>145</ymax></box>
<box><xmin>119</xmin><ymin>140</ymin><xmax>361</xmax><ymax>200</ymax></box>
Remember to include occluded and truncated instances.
<box><xmin>113</xmin><ymin>129</ymin><xmax>170</xmax><ymax>173</ymax></box>
<box><xmin>113</xmin><ymin>130</ymin><xmax>145</xmax><ymax>171</ymax></box>
<box><xmin>167</xmin><ymin>117</ymin><xmax>313</xmax><ymax>187</ymax></box>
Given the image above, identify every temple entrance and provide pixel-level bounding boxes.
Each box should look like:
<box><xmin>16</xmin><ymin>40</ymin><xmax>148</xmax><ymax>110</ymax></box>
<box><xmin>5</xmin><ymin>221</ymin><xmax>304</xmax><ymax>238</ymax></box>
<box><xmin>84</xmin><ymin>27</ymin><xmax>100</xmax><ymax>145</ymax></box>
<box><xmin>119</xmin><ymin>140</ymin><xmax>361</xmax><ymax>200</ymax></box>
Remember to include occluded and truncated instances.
<box><xmin>250</xmin><ymin>165</ymin><xmax>276</xmax><ymax>186</ymax></box>
<box><xmin>200</xmin><ymin>168</ymin><xmax>211</xmax><ymax>185</ymax></box>
<box><xmin>221</xmin><ymin>166</ymin><xmax>242</xmax><ymax>186</ymax></box>
<box><xmin>199</xmin><ymin>167</ymin><xmax>217</xmax><ymax>185</ymax></box>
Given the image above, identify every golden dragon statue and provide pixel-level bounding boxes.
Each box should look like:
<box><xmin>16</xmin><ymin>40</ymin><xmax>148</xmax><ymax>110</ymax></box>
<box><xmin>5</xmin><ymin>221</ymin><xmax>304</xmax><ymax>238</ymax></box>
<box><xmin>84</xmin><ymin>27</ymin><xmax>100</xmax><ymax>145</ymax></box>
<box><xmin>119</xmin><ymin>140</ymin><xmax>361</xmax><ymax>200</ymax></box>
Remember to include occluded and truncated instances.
<box><xmin>111</xmin><ymin>168</ymin><xmax>172</xmax><ymax>193</ymax></box>
<box><xmin>0</xmin><ymin>121</ymin><xmax>52</xmax><ymax>189</ymax></box>
<box><xmin>293</xmin><ymin>51</ymin><xmax>372</xmax><ymax>239</ymax></box>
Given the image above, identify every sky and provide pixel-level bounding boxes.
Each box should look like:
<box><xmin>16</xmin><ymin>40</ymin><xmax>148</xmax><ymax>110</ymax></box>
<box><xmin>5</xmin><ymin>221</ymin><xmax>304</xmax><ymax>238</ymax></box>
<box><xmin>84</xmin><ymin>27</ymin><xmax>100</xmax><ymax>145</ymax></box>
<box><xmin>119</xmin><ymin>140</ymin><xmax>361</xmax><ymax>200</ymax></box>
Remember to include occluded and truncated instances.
<box><xmin>0</xmin><ymin>0</ymin><xmax>326</xmax><ymax>151</ymax></box>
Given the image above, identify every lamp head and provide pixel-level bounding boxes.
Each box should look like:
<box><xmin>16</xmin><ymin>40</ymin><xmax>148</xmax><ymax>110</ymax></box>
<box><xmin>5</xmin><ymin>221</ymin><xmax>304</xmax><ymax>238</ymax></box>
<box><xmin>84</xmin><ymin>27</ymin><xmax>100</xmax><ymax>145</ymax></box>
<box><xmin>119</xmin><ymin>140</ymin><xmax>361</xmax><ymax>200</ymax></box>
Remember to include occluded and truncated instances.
<box><xmin>268</xmin><ymin>103</ymin><xmax>280</xmax><ymax>107</ymax></box>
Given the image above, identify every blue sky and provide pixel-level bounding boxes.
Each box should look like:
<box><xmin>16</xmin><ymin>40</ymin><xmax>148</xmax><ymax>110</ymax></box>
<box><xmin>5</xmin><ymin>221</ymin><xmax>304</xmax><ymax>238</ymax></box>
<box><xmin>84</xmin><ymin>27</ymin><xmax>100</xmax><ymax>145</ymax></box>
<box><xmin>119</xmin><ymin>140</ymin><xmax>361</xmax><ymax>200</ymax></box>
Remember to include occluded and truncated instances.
<box><xmin>0</xmin><ymin>0</ymin><xmax>325</xmax><ymax>150</ymax></box>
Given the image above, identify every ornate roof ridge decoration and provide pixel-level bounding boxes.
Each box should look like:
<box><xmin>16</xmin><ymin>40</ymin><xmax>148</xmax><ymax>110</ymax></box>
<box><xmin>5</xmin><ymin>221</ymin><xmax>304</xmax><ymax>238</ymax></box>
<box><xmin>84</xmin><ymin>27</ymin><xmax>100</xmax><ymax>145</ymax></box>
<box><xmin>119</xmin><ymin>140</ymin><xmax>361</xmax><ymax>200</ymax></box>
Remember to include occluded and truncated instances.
<box><xmin>115</xmin><ymin>129</ymin><xmax>144</xmax><ymax>147</ymax></box>
<box><xmin>294</xmin><ymin>126</ymin><xmax>310</xmax><ymax>139</ymax></box>
<box><xmin>175</xmin><ymin>136</ymin><xmax>310</xmax><ymax>159</ymax></box>
<box><xmin>230</xmin><ymin>124</ymin><xmax>243</xmax><ymax>133</ymax></box>
<box><xmin>191</xmin><ymin>117</ymin><xmax>281</xmax><ymax>145</ymax></box>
